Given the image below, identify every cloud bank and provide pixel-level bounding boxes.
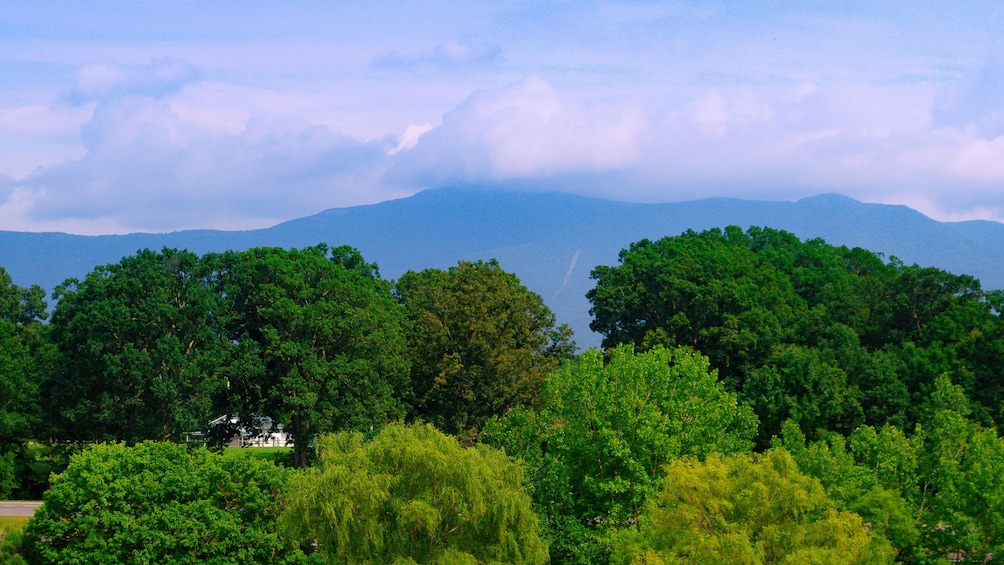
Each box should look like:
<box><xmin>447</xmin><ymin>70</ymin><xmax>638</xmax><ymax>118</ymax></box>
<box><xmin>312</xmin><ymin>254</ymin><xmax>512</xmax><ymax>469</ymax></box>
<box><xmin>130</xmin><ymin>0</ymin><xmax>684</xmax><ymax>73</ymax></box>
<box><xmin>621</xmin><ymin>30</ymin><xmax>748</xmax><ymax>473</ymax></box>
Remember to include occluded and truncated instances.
<box><xmin>3</xmin><ymin>3</ymin><xmax>1004</xmax><ymax>233</ymax></box>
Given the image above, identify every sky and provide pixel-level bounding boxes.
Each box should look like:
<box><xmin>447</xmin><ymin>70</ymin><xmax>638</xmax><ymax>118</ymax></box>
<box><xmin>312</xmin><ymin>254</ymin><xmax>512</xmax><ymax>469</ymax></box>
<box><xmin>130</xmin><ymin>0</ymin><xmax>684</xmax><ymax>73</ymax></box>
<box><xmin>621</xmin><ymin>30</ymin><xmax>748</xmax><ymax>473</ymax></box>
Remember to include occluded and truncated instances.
<box><xmin>2</xmin><ymin>1</ymin><xmax>1004</xmax><ymax>234</ymax></box>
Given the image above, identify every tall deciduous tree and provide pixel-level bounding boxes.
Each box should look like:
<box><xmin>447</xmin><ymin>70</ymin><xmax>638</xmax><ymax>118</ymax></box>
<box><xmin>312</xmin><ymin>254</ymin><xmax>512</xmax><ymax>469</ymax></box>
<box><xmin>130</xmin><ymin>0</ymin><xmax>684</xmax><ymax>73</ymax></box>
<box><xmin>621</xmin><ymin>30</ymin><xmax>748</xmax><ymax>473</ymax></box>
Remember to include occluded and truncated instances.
<box><xmin>587</xmin><ymin>226</ymin><xmax>1004</xmax><ymax>444</ymax></box>
<box><xmin>211</xmin><ymin>245</ymin><xmax>410</xmax><ymax>467</ymax></box>
<box><xmin>282</xmin><ymin>423</ymin><xmax>548</xmax><ymax>565</ymax></box>
<box><xmin>395</xmin><ymin>259</ymin><xmax>575</xmax><ymax>438</ymax></box>
<box><xmin>482</xmin><ymin>345</ymin><xmax>757</xmax><ymax>564</ymax></box>
<box><xmin>44</xmin><ymin>249</ymin><xmax>229</xmax><ymax>444</ymax></box>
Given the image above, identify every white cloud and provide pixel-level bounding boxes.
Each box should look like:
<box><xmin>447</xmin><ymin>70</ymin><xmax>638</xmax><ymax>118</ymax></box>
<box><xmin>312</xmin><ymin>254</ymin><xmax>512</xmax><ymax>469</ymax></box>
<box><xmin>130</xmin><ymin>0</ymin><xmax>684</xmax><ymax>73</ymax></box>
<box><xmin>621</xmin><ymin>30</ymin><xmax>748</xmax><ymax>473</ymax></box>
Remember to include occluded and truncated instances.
<box><xmin>387</xmin><ymin>77</ymin><xmax>646</xmax><ymax>185</ymax></box>
<box><xmin>388</xmin><ymin>123</ymin><xmax>434</xmax><ymax>155</ymax></box>
<box><xmin>9</xmin><ymin>93</ymin><xmax>400</xmax><ymax>233</ymax></box>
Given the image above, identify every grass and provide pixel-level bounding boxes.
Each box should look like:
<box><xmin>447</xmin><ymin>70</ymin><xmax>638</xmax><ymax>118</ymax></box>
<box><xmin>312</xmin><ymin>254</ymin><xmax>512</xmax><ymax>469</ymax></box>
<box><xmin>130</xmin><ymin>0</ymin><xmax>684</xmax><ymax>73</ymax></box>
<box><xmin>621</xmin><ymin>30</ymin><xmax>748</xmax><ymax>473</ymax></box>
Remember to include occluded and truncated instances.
<box><xmin>0</xmin><ymin>516</ymin><xmax>29</xmax><ymax>550</ymax></box>
<box><xmin>0</xmin><ymin>516</ymin><xmax>28</xmax><ymax>564</ymax></box>
<box><xmin>0</xmin><ymin>517</ymin><xmax>28</xmax><ymax>538</ymax></box>
<box><xmin>224</xmin><ymin>446</ymin><xmax>294</xmax><ymax>465</ymax></box>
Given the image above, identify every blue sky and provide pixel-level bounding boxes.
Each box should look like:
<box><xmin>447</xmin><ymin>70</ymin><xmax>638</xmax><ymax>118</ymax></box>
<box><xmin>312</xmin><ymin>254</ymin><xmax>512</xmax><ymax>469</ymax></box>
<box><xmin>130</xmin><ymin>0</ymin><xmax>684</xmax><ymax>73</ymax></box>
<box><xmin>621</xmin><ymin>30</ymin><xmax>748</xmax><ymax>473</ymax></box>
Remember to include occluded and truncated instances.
<box><xmin>1</xmin><ymin>1</ymin><xmax>1003</xmax><ymax>233</ymax></box>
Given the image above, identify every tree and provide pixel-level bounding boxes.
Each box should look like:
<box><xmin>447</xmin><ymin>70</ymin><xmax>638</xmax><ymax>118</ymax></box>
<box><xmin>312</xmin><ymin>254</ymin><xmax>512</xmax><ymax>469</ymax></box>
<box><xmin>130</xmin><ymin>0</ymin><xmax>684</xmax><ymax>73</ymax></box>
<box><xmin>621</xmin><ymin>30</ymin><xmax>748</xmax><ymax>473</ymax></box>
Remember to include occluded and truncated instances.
<box><xmin>22</xmin><ymin>442</ymin><xmax>312</xmax><ymax>564</ymax></box>
<box><xmin>43</xmin><ymin>249</ymin><xmax>229</xmax><ymax>444</ymax></box>
<box><xmin>587</xmin><ymin>227</ymin><xmax>804</xmax><ymax>390</ymax></box>
<box><xmin>0</xmin><ymin>267</ymin><xmax>47</xmax><ymax>499</ymax></box>
<box><xmin>778</xmin><ymin>421</ymin><xmax>920</xmax><ymax>558</ymax></box>
<box><xmin>587</xmin><ymin>226</ymin><xmax>1004</xmax><ymax>442</ymax></box>
<box><xmin>395</xmin><ymin>259</ymin><xmax>575</xmax><ymax>437</ymax></box>
<box><xmin>482</xmin><ymin>345</ymin><xmax>757</xmax><ymax>564</ymax></box>
<box><xmin>282</xmin><ymin>423</ymin><xmax>548</xmax><ymax>565</ymax></box>
<box><xmin>210</xmin><ymin>245</ymin><xmax>410</xmax><ymax>467</ymax></box>
<box><xmin>612</xmin><ymin>448</ymin><xmax>893</xmax><ymax>564</ymax></box>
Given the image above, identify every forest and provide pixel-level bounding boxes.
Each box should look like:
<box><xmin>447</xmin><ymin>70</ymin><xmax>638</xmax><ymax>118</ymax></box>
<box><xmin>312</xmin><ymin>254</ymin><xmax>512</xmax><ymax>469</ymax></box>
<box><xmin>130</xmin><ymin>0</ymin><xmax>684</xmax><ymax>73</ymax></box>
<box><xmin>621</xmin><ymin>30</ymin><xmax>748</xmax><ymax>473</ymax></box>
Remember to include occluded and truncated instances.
<box><xmin>1</xmin><ymin>226</ymin><xmax>1004</xmax><ymax>564</ymax></box>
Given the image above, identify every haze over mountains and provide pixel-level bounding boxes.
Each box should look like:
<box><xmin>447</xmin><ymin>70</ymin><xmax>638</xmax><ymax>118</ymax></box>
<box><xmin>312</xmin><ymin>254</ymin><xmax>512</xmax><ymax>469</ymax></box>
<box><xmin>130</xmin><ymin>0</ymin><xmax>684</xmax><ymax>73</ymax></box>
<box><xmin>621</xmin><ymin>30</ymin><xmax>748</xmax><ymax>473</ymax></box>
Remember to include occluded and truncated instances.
<box><xmin>3</xmin><ymin>188</ymin><xmax>1004</xmax><ymax>347</ymax></box>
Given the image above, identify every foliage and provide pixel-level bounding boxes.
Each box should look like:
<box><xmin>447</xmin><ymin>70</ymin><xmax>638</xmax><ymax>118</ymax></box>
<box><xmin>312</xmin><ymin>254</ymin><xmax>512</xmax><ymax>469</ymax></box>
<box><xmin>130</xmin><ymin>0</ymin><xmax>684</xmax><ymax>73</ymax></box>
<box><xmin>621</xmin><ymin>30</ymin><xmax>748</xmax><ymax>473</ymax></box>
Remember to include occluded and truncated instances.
<box><xmin>612</xmin><ymin>448</ymin><xmax>893</xmax><ymax>565</ymax></box>
<box><xmin>587</xmin><ymin>226</ymin><xmax>1004</xmax><ymax>444</ymax></box>
<box><xmin>44</xmin><ymin>249</ymin><xmax>229</xmax><ymax>444</ymax></box>
<box><xmin>282</xmin><ymin>423</ymin><xmax>548</xmax><ymax>565</ymax></box>
<box><xmin>0</xmin><ymin>267</ymin><xmax>48</xmax><ymax>499</ymax></box>
<box><xmin>777</xmin><ymin>375</ymin><xmax>1004</xmax><ymax>562</ymax></box>
<box><xmin>778</xmin><ymin>421</ymin><xmax>920</xmax><ymax>558</ymax></box>
<box><xmin>0</xmin><ymin>517</ymin><xmax>28</xmax><ymax>565</ymax></box>
<box><xmin>395</xmin><ymin>259</ymin><xmax>575</xmax><ymax>437</ymax></box>
<box><xmin>209</xmin><ymin>245</ymin><xmax>411</xmax><ymax>467</ymax></box>
<box><xmin>482</xmin><ymin>344</ymin><xmax>757</xmax><ymax>564</ymax></box>
<box><xmin>22</xmin><ymin>441</ymin><xmax>311</xmax><ymax>565</ymax></box>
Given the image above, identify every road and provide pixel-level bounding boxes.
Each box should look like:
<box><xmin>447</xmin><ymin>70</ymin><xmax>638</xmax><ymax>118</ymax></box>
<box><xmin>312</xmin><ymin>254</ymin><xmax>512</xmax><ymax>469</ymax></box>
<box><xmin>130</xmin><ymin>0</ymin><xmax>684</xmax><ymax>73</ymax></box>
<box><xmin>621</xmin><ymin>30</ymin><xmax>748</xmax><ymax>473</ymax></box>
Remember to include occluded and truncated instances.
<box><xmin>0</xmin><ymin>501</ymin><xmax>42</xmax><ymax>516</ymax></box>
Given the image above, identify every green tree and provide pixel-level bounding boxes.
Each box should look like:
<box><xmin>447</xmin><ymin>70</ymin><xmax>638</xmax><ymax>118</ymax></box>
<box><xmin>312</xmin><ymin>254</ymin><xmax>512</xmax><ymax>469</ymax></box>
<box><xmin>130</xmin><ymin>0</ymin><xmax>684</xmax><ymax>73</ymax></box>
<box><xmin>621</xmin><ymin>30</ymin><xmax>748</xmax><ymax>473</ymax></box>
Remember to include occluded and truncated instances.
<box><xmin>282</xmin><ymin>422</ymin><xmax>548</xmax><ymax>565</ymax></box>
<box><xmin>587</xmin><ymin>226</ymin><xmax>1004</xmax><ymax>442</ymax></box>
<box><xmin>0</xmin><ymin>267</ymin><xmax>47</xmax><ymax>499</ymax></box>
<box><xmin>612</xmin><ymin>448</ymin><xmax>893</xmax><ymax>564</ymax></box>
<box><xmin>43</xmin><ymin>249</ymin><xmax>229</xmax><ymax>444</ymax></box>
<box><xmin>587</xmin><ymin>227</ymin><xmax>804</xmax><ymax>390</ymax></box>
<box><xmin>778</xmin><ymin>421</ymin><xmax>920</xmax><ymax>559</ymax></box>
<box><xmin>210</xmin><ymin>245</ymin><xmax>410</xmax><ymax>467</ymax></box>
<box><xmin>22</xmin><ymin>442</ymin><xmax>311</xmax><ymax>565</ymax></box>
<box><xmin>482</xmin><ymin>345</ymin><xmax>757</xmax><ymax>564</ymax></box>
<box><xmin>395</xmin><ymin>259</ymin><xmax>575</xmax><ymax>437</ymax></box>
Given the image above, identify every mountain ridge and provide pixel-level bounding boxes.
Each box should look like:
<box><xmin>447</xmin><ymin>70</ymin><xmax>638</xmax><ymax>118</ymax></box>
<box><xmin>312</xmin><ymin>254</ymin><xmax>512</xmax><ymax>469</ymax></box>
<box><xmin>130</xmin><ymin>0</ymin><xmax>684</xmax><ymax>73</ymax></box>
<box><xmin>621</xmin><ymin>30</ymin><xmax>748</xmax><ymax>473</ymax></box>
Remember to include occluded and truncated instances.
<box><xmin>4</xmin><ymin>188</ymin><xmax>1004</xmax><ymax>346</ymax></box>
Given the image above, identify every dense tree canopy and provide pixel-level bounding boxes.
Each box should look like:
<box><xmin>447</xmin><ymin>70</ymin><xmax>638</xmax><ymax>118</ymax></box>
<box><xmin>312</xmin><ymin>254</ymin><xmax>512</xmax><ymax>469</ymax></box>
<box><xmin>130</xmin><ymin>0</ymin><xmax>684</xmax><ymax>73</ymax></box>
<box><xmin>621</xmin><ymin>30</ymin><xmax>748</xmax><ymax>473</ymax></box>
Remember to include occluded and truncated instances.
<box><xmin>23</xmin><ymin>442</ymin><xmax>310</xmax><ymax>565</ymax></box>
<box><xmin>0</xmin><ymin>268</ymin><xmax>48</xmax><ymax>499</ymax></box>
<box><xmin>395</xmin><ymin>259</ymin><xmax>575</xmax><ymax>437</ymax></box>
<box><xmin>4</xmin><ymin>224</ymin><xmax>1004</xmax><ymax>563</ymax></box>
<box><xmin>282</xmin><ymin>423</ymin><xmax>548</xmax><ymax>565</ymax></box>
<box><xmin>43</xmin><ymin>249</ymin><xmax>229</xmax><ymax>444</ymax></box>
<box><xmin>587</xmin><ymin>226</ymin><xmax>1004</xmax><ymax>444</ymax></box>
<box><xmin>208</xmin><ymin>245</ymin><xmax>411</xmax><ymax>467</ymax></box>
<box><xmin>482</xmin><ymin>345</ymin><xmax>757</xmax><ymax>564</ymax></box>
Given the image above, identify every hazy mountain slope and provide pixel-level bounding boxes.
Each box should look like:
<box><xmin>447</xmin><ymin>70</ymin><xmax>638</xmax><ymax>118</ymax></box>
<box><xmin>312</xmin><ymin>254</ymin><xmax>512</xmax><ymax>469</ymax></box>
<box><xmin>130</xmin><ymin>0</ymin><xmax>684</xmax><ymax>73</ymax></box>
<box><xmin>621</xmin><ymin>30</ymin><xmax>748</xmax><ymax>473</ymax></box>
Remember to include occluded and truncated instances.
<box><xmin>3</xmin><ymin>188</ymin><xmax>1004</xmax><ymax>347</ymax></box>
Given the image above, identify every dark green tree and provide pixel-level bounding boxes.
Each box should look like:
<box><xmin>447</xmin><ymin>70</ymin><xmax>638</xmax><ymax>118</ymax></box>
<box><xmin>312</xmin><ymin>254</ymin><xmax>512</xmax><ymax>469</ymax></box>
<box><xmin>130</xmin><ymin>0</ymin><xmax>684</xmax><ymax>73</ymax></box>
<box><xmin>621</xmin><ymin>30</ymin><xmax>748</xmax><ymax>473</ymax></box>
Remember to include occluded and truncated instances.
<box><xmin>395</xmin><ymin>259</ymin><xmax>575</xmax><ymax>438</ymax></box>
<box><xmin>0</xmin><ymin>267</ymin><xmax>48</xmax><ymax>499</ymax></box>
<box><xmin>282</xmin><ymin>423</ymin><xmax>548</xmax><ymax>565</ymax></box>
<box><xmin>43</xmin><ymin>249</ymin><xmax>229</xmax><ymax>444</ymax></box>
<box><xmin>587</xmin><ymin>226</ymin><xmax>1004</xmax><ymax>442</ymax></box>
<box><xmin>210</xmin><ymin>245</ymin><xmax>410</xmax><ymax>467</ymax></box>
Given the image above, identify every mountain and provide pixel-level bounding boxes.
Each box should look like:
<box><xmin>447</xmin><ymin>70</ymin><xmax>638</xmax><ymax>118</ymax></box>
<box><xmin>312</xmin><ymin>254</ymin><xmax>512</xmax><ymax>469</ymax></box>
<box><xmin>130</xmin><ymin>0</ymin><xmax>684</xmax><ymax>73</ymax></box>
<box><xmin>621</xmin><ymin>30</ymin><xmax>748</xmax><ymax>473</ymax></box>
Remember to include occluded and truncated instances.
<box><xmin>4</xmin><ymin>188</ymin><xmax>1004</xmax><ymax>347</ymax></box>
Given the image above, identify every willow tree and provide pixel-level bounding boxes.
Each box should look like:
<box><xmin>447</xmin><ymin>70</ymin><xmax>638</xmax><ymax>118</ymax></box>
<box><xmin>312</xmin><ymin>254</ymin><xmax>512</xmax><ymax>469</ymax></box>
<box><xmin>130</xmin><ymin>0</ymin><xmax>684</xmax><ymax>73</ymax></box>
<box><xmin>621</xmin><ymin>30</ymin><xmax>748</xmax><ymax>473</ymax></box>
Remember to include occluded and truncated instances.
<box><xmin>613</xmin><ymin>449</ymin><xmax>893</xmax><ymax>564</ymax></box>
<box><xmin>282</xmin><ymin>423</ymin><xmax>548</xmax><ymax>565</ymax></box>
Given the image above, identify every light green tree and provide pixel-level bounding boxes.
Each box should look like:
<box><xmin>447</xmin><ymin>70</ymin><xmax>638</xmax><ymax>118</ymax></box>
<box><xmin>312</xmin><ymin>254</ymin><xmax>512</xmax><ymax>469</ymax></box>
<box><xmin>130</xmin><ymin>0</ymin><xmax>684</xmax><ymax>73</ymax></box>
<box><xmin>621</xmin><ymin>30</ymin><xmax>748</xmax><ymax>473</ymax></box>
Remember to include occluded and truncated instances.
<box><xmin>612</xmin><ymin>448</ymin><xmax>893</xmax><ymax>565</ymax></box>
<box><xmin>23</xmin><ymin>442</ymin><xmax>311</xmax><ymax>565</ymax></box>
<box><xmin>482</xmin><ymin>344</ymin><xmax>757</xmax><ymax>564</ymax></box>
<box><xmin>282</xmin><ymin>423</ymin><xmax>548</xmax><ymax>565</ymax></box>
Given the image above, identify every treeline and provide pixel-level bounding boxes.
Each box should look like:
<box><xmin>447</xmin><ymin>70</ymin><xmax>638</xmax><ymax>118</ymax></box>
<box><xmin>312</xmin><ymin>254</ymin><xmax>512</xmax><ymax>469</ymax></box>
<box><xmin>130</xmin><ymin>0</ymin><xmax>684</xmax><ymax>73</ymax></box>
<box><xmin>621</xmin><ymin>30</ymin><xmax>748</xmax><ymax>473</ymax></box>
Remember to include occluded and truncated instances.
<box><xmin>1</xmin><ymin>227</ymin><xmax>1003</xmax><ymax>563</ymax></box>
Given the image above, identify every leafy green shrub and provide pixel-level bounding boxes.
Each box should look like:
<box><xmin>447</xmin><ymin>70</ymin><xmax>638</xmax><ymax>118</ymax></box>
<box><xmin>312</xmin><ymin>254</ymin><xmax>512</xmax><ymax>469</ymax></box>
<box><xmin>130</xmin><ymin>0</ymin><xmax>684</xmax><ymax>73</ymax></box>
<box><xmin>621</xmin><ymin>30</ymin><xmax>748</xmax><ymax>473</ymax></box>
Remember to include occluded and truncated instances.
<box><xmin>23</xmin><ymin>442</ymin><xmax>313</xmax><ymax>564</ymax></box>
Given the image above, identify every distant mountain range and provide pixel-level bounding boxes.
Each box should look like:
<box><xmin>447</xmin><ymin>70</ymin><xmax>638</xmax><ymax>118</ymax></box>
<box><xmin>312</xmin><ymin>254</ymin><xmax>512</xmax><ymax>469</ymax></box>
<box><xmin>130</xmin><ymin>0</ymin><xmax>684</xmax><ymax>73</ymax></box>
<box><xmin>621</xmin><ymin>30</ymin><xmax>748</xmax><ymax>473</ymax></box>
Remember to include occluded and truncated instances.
<box><xmin>4</xmin><ymin>188</ymin><xmax>1004</xmax><ymax>347</ymax></box>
